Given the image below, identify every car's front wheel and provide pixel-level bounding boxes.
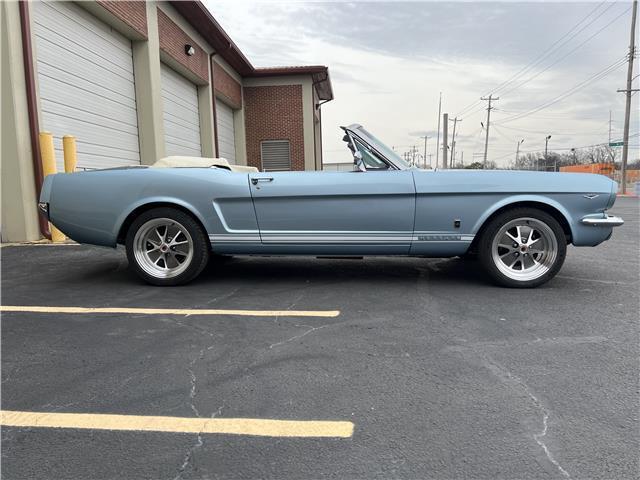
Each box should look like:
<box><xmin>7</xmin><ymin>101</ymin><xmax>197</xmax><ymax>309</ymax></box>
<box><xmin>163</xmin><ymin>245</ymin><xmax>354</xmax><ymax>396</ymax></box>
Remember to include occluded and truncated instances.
<box><xmin>125</xmin><ymin>207</ymin><xmax>209</xmax><ymax>286</ymax></box>
<box><xmin>478</xmin><ymin>208</ymin><xmax>567</xmax><ymax>288</ymax></box>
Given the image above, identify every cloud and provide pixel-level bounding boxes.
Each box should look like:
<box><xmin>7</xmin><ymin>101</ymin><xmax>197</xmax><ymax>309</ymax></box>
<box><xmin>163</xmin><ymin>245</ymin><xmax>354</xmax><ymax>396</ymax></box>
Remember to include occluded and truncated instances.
<box><xmin>205</xmin><ymin>0</ymin><xmax>638</xmax><ymax>166</ymax></box>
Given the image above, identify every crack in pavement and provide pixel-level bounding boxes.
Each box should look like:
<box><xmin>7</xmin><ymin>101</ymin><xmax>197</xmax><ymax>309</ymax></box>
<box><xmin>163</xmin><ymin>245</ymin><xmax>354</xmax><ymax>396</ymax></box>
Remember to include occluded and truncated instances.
<box><xmin>483</xmin><ymin>357</ymin><xmax>571</xmax><ymax>479</ymax></box>
<box><xmin>448</xmin><ymin>344</ymin><xmax>572</xmax><ymax>479</ymax></box>
<box><xmin>173</xmin><ymin>341</ymin><xmax>216</xmax><ymax>480</ymax></box>
<box><xmin>269</xmin><ymin>324</ymin><xmax>329</xmax><ymax>349</ymax></box>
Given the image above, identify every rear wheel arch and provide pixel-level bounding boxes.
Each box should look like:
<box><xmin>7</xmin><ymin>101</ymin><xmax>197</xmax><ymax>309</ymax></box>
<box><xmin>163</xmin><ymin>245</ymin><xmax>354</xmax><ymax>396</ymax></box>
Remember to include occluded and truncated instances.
<box><xmin>470</xmin><ymin>201</ymin><xmax>572</xmax><ymax>253</ymax></box>
<box><xmin>117</xmin><ymin>202</ymin><xmax>209</xmax><ymax>246</ymax></box>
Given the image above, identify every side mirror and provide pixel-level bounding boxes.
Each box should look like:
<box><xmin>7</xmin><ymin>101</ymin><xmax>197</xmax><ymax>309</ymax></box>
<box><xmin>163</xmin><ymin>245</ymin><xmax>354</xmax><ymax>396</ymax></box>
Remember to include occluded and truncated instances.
<box><xmin>354</xmin><ymin>151</ymin><xmax>366</xmax><ymax>172</ymax></box>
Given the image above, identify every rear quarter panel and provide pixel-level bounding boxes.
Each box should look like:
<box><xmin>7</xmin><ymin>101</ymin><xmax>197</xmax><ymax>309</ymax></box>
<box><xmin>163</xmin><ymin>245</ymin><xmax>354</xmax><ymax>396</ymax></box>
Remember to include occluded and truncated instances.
<box><xmin>45</xmin><ymin>168</ymin><xmax>256</xmax><ymax>247</ymax></box>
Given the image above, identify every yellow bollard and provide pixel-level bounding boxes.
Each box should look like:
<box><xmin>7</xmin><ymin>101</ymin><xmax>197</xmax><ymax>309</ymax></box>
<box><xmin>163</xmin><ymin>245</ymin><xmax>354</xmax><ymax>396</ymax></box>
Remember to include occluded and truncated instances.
<box><xmin>39</xmin><ymin>132</ymin><xmax>66</xmax><ymax>243</ymax></box>
<box><xmin>62</xmin><ymin>135</ymin><xmax>77</xmax><ymax>173</ymax></box>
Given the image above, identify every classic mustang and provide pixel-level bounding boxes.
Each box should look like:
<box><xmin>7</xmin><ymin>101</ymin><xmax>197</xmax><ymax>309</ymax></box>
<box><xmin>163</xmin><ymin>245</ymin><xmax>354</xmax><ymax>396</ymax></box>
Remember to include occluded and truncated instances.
<box><xmin>39</xmin><ymin>124</ymin><xmax>623</xmax><ymax>287</ymax></box>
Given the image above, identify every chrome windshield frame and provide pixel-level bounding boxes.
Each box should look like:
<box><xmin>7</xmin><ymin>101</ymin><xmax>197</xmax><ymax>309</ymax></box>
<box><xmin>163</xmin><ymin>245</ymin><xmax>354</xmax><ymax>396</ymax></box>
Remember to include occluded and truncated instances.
<box><xmin>341</xmin><ymin>124</ymin><xmax>411</xmax><ymax>171</ymax></box>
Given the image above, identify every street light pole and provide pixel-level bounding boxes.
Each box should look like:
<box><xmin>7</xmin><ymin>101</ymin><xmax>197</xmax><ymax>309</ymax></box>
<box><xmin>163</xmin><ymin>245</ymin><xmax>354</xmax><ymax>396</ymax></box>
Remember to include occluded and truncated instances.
<box><xmin>420</xmin><ymin>135</ymin><xmax>429</xmax><ymax>168</ymax></box>
<box><xmin>515</xmin><ymin>139</ymin><xmax>525</xmax><ymax>167</ymax></box>
<box><xmin>544</xmin><ymin>135</ymin><xmax>552</xmax><ymax>171</ymax></box>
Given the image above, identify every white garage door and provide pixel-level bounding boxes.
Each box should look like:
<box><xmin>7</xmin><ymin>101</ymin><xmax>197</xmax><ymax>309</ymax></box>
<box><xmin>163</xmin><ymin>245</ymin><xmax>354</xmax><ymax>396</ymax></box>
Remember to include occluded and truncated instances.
<box><xmin>216</xmin><ymin>100</ymin><xmax>236</xmax><ymax>163</ymax></box>
<box><xmin>161</xmin><ymin>64</ymin><xmax>202</xmax><ymax>157</ymax></box>
<box><xmin>33</xmin><ymin>1</ymin><xmax>140</xmax><ymax>171</ymax></box>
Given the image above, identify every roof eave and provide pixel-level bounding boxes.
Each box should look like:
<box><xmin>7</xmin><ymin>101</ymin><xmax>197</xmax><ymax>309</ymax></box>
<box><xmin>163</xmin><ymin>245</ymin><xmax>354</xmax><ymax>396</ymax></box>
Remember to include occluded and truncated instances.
<box><xmin>170</xmin><ymin>2</ymin><xmax>333</xmax><ymax>101</ymax></box>
<box><xmin>250</xmin><ymin>66</ymin><xmax>333</xmax><ymax>102</ymax></box>
<box><xmin>170</xmin><ymin>0</ymin><xmax>254</xmax><ymax>75</ymax></box>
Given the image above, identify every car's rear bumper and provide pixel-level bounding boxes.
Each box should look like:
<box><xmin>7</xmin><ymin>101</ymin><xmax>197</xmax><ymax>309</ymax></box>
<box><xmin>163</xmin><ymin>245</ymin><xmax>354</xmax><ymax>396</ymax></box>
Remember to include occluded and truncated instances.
<box><xmin>580</xmin><ymin>214</ymin><xmax>624</xmax><ymax>227</ymax></box>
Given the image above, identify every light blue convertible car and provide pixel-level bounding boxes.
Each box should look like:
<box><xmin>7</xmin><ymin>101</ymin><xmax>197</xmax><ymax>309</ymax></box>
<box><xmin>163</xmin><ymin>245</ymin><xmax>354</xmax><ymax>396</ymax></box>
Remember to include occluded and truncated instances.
<box><xmin>39</xmin><ymin>124</ymin><xmax>623</xmax><ymax>287</ymax></box>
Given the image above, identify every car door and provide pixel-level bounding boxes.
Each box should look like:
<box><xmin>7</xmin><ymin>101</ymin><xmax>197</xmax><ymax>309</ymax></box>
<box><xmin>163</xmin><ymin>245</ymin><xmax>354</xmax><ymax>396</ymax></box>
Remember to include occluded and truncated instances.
<box><xmin>249</xmin><ymin>169</ymin><xmax>416</xmax><ymax>254</ymax></box>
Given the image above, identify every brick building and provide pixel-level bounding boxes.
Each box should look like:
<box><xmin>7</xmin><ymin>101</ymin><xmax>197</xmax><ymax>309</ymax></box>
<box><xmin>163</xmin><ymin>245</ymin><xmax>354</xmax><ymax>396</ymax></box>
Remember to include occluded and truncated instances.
<box><xmin>1</xmin><ymin>0</ymin><xmax>333</xmax><ymax>242</ymax></box>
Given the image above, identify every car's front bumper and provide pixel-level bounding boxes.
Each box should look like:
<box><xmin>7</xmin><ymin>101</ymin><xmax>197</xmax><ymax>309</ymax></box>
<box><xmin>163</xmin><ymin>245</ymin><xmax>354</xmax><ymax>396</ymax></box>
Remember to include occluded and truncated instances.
<box><xmin>580</xmin><ymin>214</ymin><xmax>624</xmax><ymax>227</ymax></box>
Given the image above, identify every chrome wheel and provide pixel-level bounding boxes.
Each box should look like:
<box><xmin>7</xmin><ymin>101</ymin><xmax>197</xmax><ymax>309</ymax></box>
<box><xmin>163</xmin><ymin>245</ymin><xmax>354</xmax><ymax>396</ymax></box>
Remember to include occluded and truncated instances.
<box><xmin>491</xmin><ymin>217</ymin><xmax>558</xmax><ymax>282</ymax></box>
<box><xmin>133</xmin><ymin>218</ymin><xmax>194</xmax><ymax>279</ymax></box>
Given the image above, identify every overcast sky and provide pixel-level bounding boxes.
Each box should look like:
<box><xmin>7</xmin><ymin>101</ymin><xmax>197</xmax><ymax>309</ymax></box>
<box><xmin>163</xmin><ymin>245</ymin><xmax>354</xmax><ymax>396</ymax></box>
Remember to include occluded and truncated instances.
<box><xmin>204</xmin><ymin>1</ymin><xmax>638</xmax><ymax>167</ymax></box>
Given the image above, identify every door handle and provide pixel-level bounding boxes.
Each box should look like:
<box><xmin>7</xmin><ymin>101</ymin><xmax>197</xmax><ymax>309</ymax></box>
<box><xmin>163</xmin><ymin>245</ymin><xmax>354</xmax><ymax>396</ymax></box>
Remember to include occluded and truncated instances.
<box><xmin>251</xmin><ymin>177</ymin><xmax>274</xmax><ymax>185</ymax></box>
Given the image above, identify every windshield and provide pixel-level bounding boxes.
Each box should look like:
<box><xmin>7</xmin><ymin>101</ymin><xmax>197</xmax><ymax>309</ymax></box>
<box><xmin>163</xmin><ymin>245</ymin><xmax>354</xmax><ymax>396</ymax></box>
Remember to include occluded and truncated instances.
<box><xmin>350</xmin><ymin>125</ymin><xmax>411</xmax><ymax>170</ymax></box>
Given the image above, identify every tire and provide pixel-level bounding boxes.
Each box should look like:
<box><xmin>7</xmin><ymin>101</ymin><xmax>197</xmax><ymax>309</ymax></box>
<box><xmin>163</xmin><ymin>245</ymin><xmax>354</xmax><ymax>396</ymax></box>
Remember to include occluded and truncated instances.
<box><xmin>478</xmin><ymin>208</ymin><xmax>567</xmax><ymax>288</ymax></box>
<box><xmin>125</xmin><ymin>207</ymin><xmax>209</xmax><ymax>286</ymax></box>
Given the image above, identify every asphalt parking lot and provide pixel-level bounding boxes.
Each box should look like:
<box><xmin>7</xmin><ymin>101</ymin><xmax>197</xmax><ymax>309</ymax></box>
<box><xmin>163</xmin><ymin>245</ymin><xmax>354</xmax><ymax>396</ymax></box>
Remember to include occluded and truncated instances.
<box><xmin>1</xmin><ymin>197</ymin><xmax>638</xmax><ymax>480</ymax></box>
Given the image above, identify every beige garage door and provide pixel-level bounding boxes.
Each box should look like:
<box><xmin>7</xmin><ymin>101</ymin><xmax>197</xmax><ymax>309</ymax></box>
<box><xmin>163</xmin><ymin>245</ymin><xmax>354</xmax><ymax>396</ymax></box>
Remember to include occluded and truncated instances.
<box><xmin>216</xmin><ymin>100</ymin><xmax>236</xmax><ymax>164</ymax></box>
<box><xmin>161</xmin><ymin>63</ymin><xmax>202</xmax><ymax>157</ymax></box>
<box><xmin>33</xmin><ymin>1</ymin><xmax>140</xmax><ymax>171</ymax></box>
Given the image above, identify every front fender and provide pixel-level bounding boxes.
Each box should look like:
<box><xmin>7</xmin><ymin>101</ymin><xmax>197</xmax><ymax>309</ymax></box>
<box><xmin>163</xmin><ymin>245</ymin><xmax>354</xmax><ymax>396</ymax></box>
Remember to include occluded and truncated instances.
<box><xmin>471</xmin><ymin>194</ymin><xmax>576</xmax><ymax>239</ymax></box>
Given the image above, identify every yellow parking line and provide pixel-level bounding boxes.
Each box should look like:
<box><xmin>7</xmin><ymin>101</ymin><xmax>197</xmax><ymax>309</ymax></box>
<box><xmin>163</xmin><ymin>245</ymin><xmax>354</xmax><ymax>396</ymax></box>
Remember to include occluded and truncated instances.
<box><xmin>0</xmin><ymin>411</ymin><xmax>354</xmax><ymax>438</ymax></box>
<box><xmin>0</xmin><ymin>305</ymin><xmax>340</xmax><ymax>318</ymax></box>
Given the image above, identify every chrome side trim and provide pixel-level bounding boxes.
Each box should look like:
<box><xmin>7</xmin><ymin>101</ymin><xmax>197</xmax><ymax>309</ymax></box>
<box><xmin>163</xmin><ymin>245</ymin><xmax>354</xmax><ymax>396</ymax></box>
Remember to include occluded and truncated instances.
<box><xmin>413</xmin><ymin>234</ymin><xmax>475</xmax><ymax>242</ymax></box>
<box><xmin>209</xmin><ymin>231</ymin><xmax>475</xmax><ymax>244</ymax></box>
<box><xmin>210</xmin><ymin>234</ymin><xmax>261</xmax><ymax>243</ymax></box>
<box><xmin>580</xmin><ymin>215</ymin><xmax>624</xmax><ymax>227</ymax></box>
<box><xmin>261</xmin><ymin>236</ymin><xmax>412</xmax><ymax>244</ymax></box>
<box><xmin>212</xmin><ymin>202</ymin><xmax>260</xmax><ymax>234</ymax></box>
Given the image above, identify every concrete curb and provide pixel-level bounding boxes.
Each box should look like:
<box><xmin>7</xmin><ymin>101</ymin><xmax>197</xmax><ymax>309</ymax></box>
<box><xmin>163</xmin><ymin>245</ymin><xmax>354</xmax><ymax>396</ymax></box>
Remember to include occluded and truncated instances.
<box><xmin>0</xmin><ymin>240</ymin><xmax>78</xmax><ymax>248</ymax></box>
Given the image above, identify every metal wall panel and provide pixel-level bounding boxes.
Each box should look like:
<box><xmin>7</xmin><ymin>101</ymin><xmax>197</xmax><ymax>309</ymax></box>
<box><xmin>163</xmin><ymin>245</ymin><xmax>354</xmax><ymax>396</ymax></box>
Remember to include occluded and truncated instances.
<box><xmin>216</xmin><ymin>100</ymin><xmax>236</xmax><ymax>164</ymax></box>
<box><xmin>160</xmin><ymin>64</ymin><xmax>202</xmax><ymax>157</ymax></box>
<box><xmin>33</xmin><ymin>1</ymin><xmax>140</xmax><ymax>170</ymax></box>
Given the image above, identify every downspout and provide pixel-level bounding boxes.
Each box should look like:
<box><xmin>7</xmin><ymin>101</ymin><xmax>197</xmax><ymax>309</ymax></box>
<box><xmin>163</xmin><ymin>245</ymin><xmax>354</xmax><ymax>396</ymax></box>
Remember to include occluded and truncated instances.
<box><xmin>19</xmin><ymin>1</ymin><xmax>50</xmax><ymax>239</ymax></box>
<box><xmin>210</xmin><ymin>51</ymin><xmax>219</xmax><ymax>157</ymax></box>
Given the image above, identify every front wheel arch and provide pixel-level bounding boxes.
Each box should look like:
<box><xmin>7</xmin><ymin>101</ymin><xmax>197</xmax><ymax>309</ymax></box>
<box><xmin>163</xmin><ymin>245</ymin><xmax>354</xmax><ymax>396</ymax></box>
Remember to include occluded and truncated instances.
<box><xmin>468</xmin><ymin>201</ymin><xmax>572</xmax><ymax>254</ymax></box>
<box><xmin>117</xmin><ymin>202</ymin><xmax>209</xmax><ymax>246</ymax></box>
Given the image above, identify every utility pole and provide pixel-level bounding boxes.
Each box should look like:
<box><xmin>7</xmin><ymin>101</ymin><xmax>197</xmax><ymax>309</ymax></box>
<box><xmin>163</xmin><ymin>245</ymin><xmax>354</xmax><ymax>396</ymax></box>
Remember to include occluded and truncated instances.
<box><xmin>449</xmin><ymin>117</ymin><xmax>461</xmax><ymax>168</ymax></box>
<box><xmin>618</xmin><ymin>0</ymin><xmax>638</xmax><ymax>194</ymax></box>
<box><xmin>442</xmin><ymin>113</ymin><xmax>449</xmax><ymax>169</ymax></box>
<box><xmin>435</xmin><ymin>92</ymin><xmax>442</xmax><ymax>169</ymax></box>
<box><xmin>460</xmin><ymin>151</ymin><xmax>464</xmax><ymax>168</ymax></box>
<box><xmin>420</xmin><ymin>136</ymin><xmax>429</xmax><ymax>168</ymax></box>
<box><xmin>516</xmin><ymin>139</ymin><xmax>525</xmax><ymax>166</ymax></box>
<box><xmin>480</xmin><ymin>95</ymin><xmax>499</xmax><ymax>168</ymax></box>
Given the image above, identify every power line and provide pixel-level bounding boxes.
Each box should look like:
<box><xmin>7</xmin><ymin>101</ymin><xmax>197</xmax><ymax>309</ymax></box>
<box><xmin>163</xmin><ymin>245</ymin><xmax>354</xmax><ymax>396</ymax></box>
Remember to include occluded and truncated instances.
<box><xmin>496</xmin><ymin>5</ymin><xmax>632</xmax><ymax>99</ymax></box>
<box><xmin>454</xmin><ymin>1</ymin><xmax>609</xmax><ymax>118</ymax></box>
<box><xmin>495</xmin><ymin>56</ymin><xmax>629</xmax><ymax>124</ymax></box>
<box><xmin>495</xmin><ymin>124</ymin><xmax>610</xmax><ymax>136</ymax></box>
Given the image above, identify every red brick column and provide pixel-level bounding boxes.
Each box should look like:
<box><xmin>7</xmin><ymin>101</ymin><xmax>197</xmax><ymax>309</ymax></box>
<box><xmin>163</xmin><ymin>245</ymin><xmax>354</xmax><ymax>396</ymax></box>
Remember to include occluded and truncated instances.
<box><xmin>243</xmin><ymin>85</ymin><xmax>305</xmax><ymax>171</ymax></box>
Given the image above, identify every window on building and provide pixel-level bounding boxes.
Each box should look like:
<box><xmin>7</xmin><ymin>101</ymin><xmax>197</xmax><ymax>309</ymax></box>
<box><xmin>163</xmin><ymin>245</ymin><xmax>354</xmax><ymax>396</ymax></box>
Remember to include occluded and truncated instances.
<box><xmin>261</xmin><ymin>140</ymin><xmax>291</xmax><ymax>171</ymax></box>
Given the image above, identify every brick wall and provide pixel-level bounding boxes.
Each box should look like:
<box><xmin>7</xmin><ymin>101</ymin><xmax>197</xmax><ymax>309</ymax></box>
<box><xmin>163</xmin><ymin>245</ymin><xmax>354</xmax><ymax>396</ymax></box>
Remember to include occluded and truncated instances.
<box><xmin>97</xmin><ymin>1</ymin><xmax>147</xmax><ymax>38</ymax></box>
<box><xmin>213</xmin><ymin>61</ymin><xmax>241</xmax><ymax>109</ymax></box>
<box><xmin>157</xmin><ymin>8</ymin><xmax>208</xmax><ymax>83</ymax></box>
<box><xmin>243</xmin><ymin>85</ymin><xmax>305</xmax><ymax>171</ymax></box>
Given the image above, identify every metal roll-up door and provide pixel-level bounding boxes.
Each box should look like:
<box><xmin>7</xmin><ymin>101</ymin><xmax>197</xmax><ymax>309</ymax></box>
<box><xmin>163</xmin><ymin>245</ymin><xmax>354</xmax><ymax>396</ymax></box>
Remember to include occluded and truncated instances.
<box><xmin>161</xmin><ymin>64</ymin><xmax>202</xmax><ymax>157</ymax></box>
<box><xmin>261</xmin><ymin>140</ymin><xmax>291</xmax><ymax>171</ymax></box>
<box><xmin>216</xmin><ymin>101</ymin><xmax>236</xmax><ymax>163</ymax></box>
<box><xmin>33</xmin><ymin>1</ymin><xmax>140</xmax><ymax>171</ymax></box>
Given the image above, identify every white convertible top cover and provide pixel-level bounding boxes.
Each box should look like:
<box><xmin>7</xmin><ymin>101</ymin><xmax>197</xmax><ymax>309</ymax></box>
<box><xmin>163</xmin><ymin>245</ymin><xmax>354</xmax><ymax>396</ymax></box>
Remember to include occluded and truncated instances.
<box><xmin>152</xmin><ymin>156</ymin><xmax>258</xmax><ymax>173</ymax></box>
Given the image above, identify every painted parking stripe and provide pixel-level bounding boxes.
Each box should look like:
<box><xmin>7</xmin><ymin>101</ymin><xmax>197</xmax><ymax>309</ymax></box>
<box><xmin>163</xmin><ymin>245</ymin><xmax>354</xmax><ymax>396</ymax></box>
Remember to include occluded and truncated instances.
<box><xmin>0</xmin><ymin>411</ymin><xmax>354</xmax><ymax>438</ymax></box>
<box><xmin>0</xmin><ymin>305</ymin><xmax>340</xmax><ymax>318</ymax></box>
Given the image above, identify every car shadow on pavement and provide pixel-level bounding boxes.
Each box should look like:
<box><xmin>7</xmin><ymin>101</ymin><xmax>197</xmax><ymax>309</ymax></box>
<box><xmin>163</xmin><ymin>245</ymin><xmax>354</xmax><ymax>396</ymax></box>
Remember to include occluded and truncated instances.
<box><xmin>194</xmin><ymin>255</ymin><xmax>490</xmax><ymax>288</ymax></box>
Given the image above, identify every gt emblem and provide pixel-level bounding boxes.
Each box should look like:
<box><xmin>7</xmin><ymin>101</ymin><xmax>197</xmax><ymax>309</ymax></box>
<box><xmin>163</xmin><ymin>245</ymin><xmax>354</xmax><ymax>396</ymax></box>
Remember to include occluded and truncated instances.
<box><xmin>583</xmin><ymin>194</ymin><xmax>600</xmax><ymax>199</ymax></box>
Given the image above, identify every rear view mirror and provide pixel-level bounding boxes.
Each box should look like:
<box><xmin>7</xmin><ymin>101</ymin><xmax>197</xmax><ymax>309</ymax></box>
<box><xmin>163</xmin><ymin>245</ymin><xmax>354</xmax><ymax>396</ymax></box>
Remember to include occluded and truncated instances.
<box><xmin>353</xmin><ymin>151</ymin><xmax>366</xmax><ymax>172</ymax></box>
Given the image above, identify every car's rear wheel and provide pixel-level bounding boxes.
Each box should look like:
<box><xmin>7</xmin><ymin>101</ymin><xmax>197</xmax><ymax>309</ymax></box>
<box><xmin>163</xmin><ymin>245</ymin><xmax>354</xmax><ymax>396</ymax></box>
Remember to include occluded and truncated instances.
<box><xmin>478</xmin><ymin>208</ymin><xmax>566</xmax><ymax>288</ymax></box>
<box><xmin>125</xmin><ymin>207</ymin><xmax>209</xmax><ymax>286</ymax></box>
